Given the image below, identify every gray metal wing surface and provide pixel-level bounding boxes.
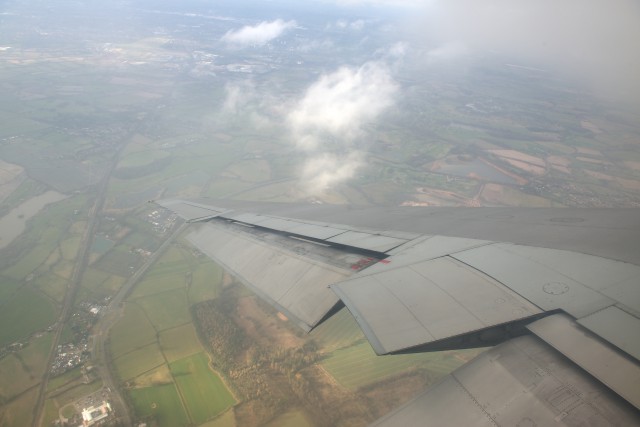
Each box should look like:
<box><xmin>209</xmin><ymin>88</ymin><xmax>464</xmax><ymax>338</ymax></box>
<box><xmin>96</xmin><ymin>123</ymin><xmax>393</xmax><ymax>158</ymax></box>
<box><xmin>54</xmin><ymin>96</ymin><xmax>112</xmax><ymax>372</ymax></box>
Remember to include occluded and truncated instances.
<box><xmin>157</xmin><ymin>199</ymin><xmax>640</xmax><ymax>424</ymax></box>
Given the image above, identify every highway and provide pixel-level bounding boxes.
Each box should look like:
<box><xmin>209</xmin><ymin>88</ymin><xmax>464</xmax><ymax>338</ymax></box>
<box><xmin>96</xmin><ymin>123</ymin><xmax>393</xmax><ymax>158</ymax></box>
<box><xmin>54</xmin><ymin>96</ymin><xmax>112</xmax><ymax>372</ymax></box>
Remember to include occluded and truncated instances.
<box><xmin>89</xmin><ymin>221</ymin><xmax>187</xmax><ymax>426</ymax></box>
<box><xmin>31</xmin><ymin>167</ymin><xmax>114</xmax><ymax>427</ymax></box>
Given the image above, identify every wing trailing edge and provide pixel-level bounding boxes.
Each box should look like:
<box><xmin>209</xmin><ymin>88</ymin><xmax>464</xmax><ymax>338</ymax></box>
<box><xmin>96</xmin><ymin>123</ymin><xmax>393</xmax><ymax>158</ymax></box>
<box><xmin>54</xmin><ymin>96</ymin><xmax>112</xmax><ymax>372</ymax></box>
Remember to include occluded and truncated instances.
<box><xmin>156</xmin><ymin>199</ymin><xmax>640</xmax><ymax>423</ymax></box>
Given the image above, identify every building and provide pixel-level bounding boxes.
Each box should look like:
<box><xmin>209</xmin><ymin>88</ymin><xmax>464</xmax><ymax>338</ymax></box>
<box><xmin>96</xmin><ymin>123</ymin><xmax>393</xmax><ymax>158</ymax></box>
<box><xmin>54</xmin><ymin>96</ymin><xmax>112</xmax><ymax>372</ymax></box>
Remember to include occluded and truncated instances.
<box><xmin>80</xmin><ymin>401</ymin><xmax>111</xmax><ymax>426</ymax></box>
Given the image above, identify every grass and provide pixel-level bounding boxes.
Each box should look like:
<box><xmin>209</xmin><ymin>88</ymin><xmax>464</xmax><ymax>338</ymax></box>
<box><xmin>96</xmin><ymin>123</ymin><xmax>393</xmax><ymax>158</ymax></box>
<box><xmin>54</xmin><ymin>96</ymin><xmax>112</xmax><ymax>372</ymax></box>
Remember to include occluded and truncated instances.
<box><xmin>59</xmin><ymin>235</ymin><xmax>82</xmax><ymax>261</ymax></box>
<box><xmin>42</xmin><ymin>398</ymin><xmax>60</xmax><ymax>426</ymax></box>
<box><xmin>136</xmin><ymin>289</ymin><xmax>191</xmax><ymax>332</ymax></box>
<box><xmin>0</xmin><ymin>354</ymin><xmax>34</xmax><ymax>400</ymax></box>
<box><xmin>0</xmin><ymin>387</ymin><xmax>37</xmax><ymax>427</ymax></box>
<box><xmin>130</xmin><ymin>269</ymin><xmax>188</xmax><ymax>299</ymax></box>
<box><xmin>129</xmin><ymin>384</ymin><xmax>190</xmax><ymax>427</ymax></box>
<box><xmin>53</xmin><ymin>380</ymin><xmax>103</xmax><ymax>404</ymax></box>
<box><xmin>188</xmin><ymin>261</ymin><xmax>224</xmax><ymax>304</ymax></box>
<box><xmin>51</xmin><ymin>259</ymin><xmax>74</xmax><ymax>280</ymax></box>
<box><xmin>133</xmin><ymin>364</ymin><xmax>173</xmax><ymax>388</ymax></box>
<box><xmin>0</xmin><ymin>287</ymin><xmax>57</xmax><ymax>346</ymax></box>
<box><xmin>2</xmin><ymin>228</ymin><xmax>60</xmax><ymax>279</ymax></box>
<box><xmin>118</xmin><ymin>150</ymin><xmax>170</xmax><ymax>168</ymax></box>
<box><xmin>94</xmin><ymin>246</ymin><xmax>141</xmax><ymax>277</ymax></box>
<box><xmin>200</xmin><ymin>409</ymin><xmax>236</xmax><ymax>427</ymax></box>
<box><xmin>34</xmin><ymin>272</ymin><xmax>68</xmax><ymax>303</ymax></box>
<box><xmin>170</xmin><ymin>353</ymin><xmax>237</xmax><ymax>424</ymax></box>
<box><xmin>310</xmin><ymin>307</ymin><xmax>364</xmax><ymax>352</ymax></box>
<box><xmin>0</xmin><ymin>275</ymin><xmax>21</xmax><ymax>302</ymax></box>
<box><xmin>115</xmin><ymin>342</ymin><xmax>165</xmax><ymax>381</ymax></box>
<box><xmin>47</xmin><ymin>366</ymin><xmax>83</xmax><ymax>392</ymax></box>
<box><xmin>265</xmin><ymin>410</ymin><xmax>312</xmax><ymax>427</ymax></box>
<box><xmin>159</xmin><ymin>323</ymin><xmax>202</xmax><ymax>363</ymax></box>
<box><xmin>322</xmin><ymin>341</ymin><xmax>464</xmax><ymax>390</ymax></box>
<box><xmin>108</xmin><ymin>304</ymin><xmax>157</xmax><ymax>358</ymax></box>
<box><xmin>0</xmin><ymin>332</ymin><xmax>52</xmax><ymax>399</ymax></box>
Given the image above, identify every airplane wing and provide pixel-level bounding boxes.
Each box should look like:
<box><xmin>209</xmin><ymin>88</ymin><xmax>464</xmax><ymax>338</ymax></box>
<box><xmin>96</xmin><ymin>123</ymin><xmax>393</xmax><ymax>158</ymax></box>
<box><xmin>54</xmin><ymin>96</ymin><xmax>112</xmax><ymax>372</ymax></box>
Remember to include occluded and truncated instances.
<box><xmin>157</xmin><ymin>198</ymin><xmax>640</xmax><ymax>425</ymax></box>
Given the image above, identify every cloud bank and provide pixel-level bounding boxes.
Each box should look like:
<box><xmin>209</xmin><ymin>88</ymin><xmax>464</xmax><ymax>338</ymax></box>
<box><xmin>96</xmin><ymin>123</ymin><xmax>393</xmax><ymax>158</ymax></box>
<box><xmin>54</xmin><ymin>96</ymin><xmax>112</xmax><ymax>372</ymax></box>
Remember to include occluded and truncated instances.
<box><xmin>423</xmin><ymin>0</ymin><xmax>640</xmax><ymax>106</ymax></box>
<box><xmin>288</xmin><ymin>62</ymin><xmax>397</xmax><ymax>194</ymax></box>
<box><xmin>222</xmin><ymin>19</ymin><xmax>296</xmax><ymax>47</ymax></box>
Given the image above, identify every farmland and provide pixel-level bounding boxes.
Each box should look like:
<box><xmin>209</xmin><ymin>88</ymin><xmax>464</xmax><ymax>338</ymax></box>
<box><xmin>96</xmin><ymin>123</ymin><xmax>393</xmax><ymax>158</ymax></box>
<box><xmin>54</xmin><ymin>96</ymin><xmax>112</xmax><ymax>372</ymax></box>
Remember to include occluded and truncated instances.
<box><xmin>0</xmin><ymin>1</ymin><xmax>639</xmax><ymax>426</ymax></box>
<box><xmin>129</xmin><ymin>384</ymin><xmax>190</xmax><ymax>427</ymax></box>
<box><xmin>170</xmin><ymin>353</ymin><xmax>237</xmax><ymax>424</ymax></box>
<box><xmin>108</xmin><ymin>243</ymin><xmax>238</xmax><ymax>426</ymax></box>
<box><xmin>322</xmin><ymin>341</ymin><xmax>473</xmax><ymax>390</ymax></box>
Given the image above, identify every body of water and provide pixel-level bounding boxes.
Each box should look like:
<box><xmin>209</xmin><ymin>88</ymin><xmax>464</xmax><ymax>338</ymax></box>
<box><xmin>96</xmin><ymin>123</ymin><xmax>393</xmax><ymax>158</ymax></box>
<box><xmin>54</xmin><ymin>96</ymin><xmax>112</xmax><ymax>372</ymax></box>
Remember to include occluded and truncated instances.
<box><xmin>0</xmin><ymin>190</ymin><xmax>68</xmax><ymax>249</ymax></box>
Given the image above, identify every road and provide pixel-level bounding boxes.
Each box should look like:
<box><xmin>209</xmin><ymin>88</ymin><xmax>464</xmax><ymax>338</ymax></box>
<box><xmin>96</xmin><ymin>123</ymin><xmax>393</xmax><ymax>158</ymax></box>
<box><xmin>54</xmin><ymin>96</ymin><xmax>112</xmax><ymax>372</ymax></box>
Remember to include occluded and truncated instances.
<box><xmin>31</xmin><ymin>168</ymin><xmax>114</xmax><ymax>427</ymax></box>
<box><xmin>89</xmin><ymin>221</ymin><xmax>187</xmax><ymax>425</ymax></box>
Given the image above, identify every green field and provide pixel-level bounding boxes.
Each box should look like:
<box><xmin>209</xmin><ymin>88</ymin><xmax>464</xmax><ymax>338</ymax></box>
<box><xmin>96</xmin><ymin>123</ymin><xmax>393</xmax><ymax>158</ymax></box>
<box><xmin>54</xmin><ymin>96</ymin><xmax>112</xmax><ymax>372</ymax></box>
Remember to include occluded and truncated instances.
<box><xmin>200</xmin><ymin>409</ymin><xmax>236</xmax><ymax>427</ymax></box>
<box><xmin>118</xmin><ymin>149</ymin><xmax>170</xmax><ymax>168</ymax></box>
<box><xmin>0</xmin><ymin>288</ymin><xmax>56</xmax><ymax>346</ymax></box>
<box><xmin>59</xmin><ymin>235</ymin><xmax>82</xmax><ymax>260</ymax></box>
<box><xmin>94</xmin><ymin>246</ymin><xmax>141</xmax><ymax>277</ymax></box>
<box><xmin>129</xmin><ymin>384</ymin><xmax>190</xmax><ymax>427</ymax></box>
<box><xmin>133</xmin><ymin>364</ymin><xmax>173</xmax><ymax>388</ymax></box>
<box><xmin>53</xmin><ymin>380</ymin><xmax>103</xmax><ymax>404</ymax></box>
<box><xmin>42</xmin><ymin>398</ymin><xmax>60</xmax><ymax>426</ymax></box>
<box><xmin>159</xmin><ymin>323</ymin><xmax>202</xmax><ymax>363</ymax></box>
<box><xmin>80</xmin><ymin>268</ymin><xmax>127</xmax><ymax>301</ymax></box>
<box><xmin>0</xmin><ymin>387</ymin><xmax>37</xmax><ymax>427</ymax></box>
<box><xmin>265</xmin><ymin>410</ymin><xmax>312</xmax><ymax>427</ymax></box>
<box><xmin>130</xmin><ymin>260</ymin><xmax>189</xmax><ymax>298</ymax></box>
<box><xmin>115</xmin><ymin>342</ymin><xmax>165</xmax><ymax>381</ymax></box>
<box><xmin>310</xmin><ymin>307</ymin><xmax>364</xmax><ymax>352</ymax></box>
<box><xmin>108</xmin><ymin>243</ymin><xmax>231</xmax><ymax>425</ymax></box>
<box><xmin>109</xmin><ymin>304</ymin><xmax>157</xmax><ymax>357</ymax></box>
<box><xmin>0</xmin><ymin>333</ymin><xmax>52</xmax><ymax>399</ymax></box>
<box><xmin>188</xmin><ymin>261</ymin><xmax>224</xmax><ymax>304</ymax></box>
<box><xmin>136</xmin><ymin>289</ymin><xmax>191</xmax><ymax>332</ymax></box>
<box><xmin>34</xmin><ymin>272</ymin><xmax>69</xmax><ymax>303</ymax></box>
<box><xmin>322</xmin><ymin>341</ymin><xmax>465</xmax><ymax>390</ymax></box>
<box><xmin>2</xmin><ymin>228</ymin><xmax>62</xmax><ymax>279</ymax></box>
<box><xmin>170</xmin><ymin>353</ymin><xmax>237</xmax><ymax>424</ymax></box>
<box><xmin>46</xmin><ymin>366</ymin><xmax>83</xmax><ymax>392</ymax></box>
<box><xmin>0</xmin><ymin>275</ymin><xmax>21</xmax><ymax>301</ymax></box>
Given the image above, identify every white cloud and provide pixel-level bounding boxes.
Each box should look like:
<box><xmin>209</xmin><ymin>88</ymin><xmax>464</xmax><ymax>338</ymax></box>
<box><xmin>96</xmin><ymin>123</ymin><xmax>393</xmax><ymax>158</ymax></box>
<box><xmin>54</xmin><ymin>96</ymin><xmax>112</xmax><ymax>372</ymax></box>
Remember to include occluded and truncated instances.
<box><xmin>326</xmin><ymin>19</ymin><xmax>366</xmax><ymax>31</ymax></box>
<box><xmin>424</xmin><ymin>0</ymin><xmax>640</xmax><ymax>107</ymax></box>
<box><xmin>222</xmin><ymin>81</ymin><xmax>252</xmax><ymax>115</ymax></box>
<box><xmin>426</xmin><ymin>41</ymin><xmax>468</xmax><ymax>62</ymax></box>
<box><xmin>301</xmin><ymin>152</ymin><xmax>363</xmax><ymax>195</ymax></box>
<box><xmin>388</xmin><ymin>41</ymin><xmax>408</xmax><ymax>58</ymax></box>
<box><xmin>221</xmin><ymin>19</ymin><xmax>296</xmax><ymax>47</ymax></box>
<box><xmin>288</xmin><ymin>61</ymin><xmax>397</xmax><ymax>149</ymax></box>
<box><xmin>218</xmin><ymin>80</ymin><xmax>277</xmax><ymax>130</ymax></box>
<box><xmin>349</xmin><ymin>19</ymin><xmax>365</xmax><ymax>30</ymax></box>
<box><xmin>288</xmin><ymin>62</ymin><xmax>397</xmax><ymax>193</ymax></box>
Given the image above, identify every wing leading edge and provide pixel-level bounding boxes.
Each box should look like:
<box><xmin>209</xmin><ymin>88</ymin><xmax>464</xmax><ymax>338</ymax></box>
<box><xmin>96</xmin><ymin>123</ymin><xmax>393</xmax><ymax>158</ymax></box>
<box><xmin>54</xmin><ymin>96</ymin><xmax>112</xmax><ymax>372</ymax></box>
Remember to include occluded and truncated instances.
<box><xmin>157</xmin><ymin>199</ymin><xmax>640</xmax><ymax>424</ymax></box>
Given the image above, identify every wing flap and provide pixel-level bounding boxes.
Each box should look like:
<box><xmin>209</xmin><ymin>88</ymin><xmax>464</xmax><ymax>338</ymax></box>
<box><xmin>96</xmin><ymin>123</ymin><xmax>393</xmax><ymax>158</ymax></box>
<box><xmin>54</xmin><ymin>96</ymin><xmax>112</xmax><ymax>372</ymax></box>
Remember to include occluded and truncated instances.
<box><xmin>371</xmin><ymin>335</ymin><xmax>640</xmax><ymax>426</ymax></box>
<box><xmin>185</xmin><ymin>222</ymin><xmax>348</xmax><ymax>331</ymax></box>
<box><xmin>527</xmin><ymin>313</ymin><xmax>640</xmax><ymax>410</ymax></box>
<box><xmin>452</xmin><ymin>243</ymin><xmax>615</xmax><ymax>318</ymax></box>
<box><xmin>332</xmin><ymin>256</ymin><xmax>542</xmax><ymax>354</ymax></box>
<box><xmin>576</xmin><ymin>306</ymin><xmax>640</xmax><ymax>361</ymax></box>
